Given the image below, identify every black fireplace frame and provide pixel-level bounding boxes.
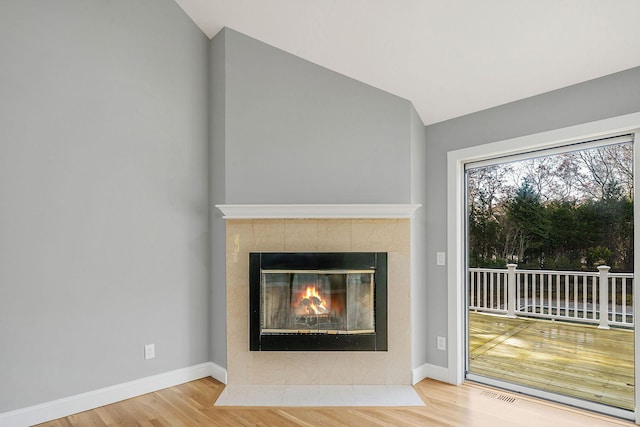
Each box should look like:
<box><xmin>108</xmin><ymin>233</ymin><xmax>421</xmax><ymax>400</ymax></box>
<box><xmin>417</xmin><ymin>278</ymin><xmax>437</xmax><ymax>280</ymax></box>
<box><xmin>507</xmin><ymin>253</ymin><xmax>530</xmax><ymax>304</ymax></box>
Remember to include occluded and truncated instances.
<box><xmin>249</xmin><ymin>252</ymin><xmax>387</xmax><ymax>351</ymax></box>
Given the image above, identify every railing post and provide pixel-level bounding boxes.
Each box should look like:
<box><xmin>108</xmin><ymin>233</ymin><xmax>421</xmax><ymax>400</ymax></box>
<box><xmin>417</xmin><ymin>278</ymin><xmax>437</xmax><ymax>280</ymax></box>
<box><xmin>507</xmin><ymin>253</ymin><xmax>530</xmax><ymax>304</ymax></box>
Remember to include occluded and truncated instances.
<box><xmin>506</xmin><ymin>264</ymin><xmax>517</xmax><ymax>318</ymax></box>
<box><xmin>597</xmin><ymin>265</ymin><xmax>611</xmax><ymax>330</ymax></box>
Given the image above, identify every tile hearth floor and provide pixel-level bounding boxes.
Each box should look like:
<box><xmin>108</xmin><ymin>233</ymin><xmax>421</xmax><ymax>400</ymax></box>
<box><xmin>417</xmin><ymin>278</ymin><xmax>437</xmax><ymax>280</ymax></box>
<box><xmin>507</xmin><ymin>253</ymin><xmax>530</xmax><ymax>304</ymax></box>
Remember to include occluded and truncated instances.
<box><xmin>214</xmin><ymin>384</ymin><xmax>425</xmax><ymax>407</ymax></box>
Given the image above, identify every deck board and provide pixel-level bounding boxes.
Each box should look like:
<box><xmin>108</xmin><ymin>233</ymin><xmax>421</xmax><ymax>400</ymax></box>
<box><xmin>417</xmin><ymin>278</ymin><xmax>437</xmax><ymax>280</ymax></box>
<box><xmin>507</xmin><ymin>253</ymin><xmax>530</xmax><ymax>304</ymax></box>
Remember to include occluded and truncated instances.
<box><xmin>469</xmin><ymin>312</ymin><xmax>634</xmax><ymax>410</ymax></box>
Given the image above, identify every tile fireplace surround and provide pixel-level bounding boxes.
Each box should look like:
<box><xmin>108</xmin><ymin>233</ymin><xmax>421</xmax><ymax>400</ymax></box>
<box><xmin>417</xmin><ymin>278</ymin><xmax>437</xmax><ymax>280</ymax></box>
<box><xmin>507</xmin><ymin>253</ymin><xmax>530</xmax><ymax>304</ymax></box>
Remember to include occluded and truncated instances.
<box><xmin>219</xmin><ymin>205</ymin><xmax>417</xmax><ymax>386</ymax></box>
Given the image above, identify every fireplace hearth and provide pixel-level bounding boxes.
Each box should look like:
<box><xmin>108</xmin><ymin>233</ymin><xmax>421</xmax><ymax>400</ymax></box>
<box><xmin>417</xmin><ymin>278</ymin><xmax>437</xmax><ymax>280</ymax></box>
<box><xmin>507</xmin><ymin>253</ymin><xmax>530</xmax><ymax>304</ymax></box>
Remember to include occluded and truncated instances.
<box><xmin>249</xmin><ymin>252</ymin><xmax>387</xmax><ymax>351</ymax></box>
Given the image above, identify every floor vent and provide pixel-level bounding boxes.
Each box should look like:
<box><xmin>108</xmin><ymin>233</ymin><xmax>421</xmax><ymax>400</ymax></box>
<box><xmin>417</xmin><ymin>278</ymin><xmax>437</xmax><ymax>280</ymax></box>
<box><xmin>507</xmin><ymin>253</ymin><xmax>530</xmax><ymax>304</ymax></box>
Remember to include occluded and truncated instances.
<box><xmin>481</xmin><ymin>390</ymin><xmax>517</xmax><ymax>404</ymax></box>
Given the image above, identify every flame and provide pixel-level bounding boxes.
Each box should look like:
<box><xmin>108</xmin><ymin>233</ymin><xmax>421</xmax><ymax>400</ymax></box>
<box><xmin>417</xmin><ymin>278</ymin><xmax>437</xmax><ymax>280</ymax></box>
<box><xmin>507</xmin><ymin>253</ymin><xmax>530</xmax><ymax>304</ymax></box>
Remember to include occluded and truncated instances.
<box><xmin>298</xmin><ymin>286</ymin><xmax>329</xmax><ymax>315</ymax></box>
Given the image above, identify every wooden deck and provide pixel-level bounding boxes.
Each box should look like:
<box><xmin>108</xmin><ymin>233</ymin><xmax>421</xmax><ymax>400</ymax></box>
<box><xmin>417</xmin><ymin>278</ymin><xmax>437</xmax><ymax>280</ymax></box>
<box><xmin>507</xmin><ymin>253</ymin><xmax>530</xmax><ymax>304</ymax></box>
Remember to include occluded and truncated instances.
<box><xmin>469</xmin><ymin>312</ymin><xmax>635</xmax><ymax>410</ymax></box>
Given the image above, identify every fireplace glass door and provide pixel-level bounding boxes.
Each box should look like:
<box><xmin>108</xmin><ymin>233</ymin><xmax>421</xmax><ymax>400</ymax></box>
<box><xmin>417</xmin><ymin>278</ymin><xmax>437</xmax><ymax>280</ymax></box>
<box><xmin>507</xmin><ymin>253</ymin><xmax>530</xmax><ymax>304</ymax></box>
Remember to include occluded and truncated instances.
<box><xmin>249</xmin><ymin>252</ymin><xmax>387</xmax><ymax>351</ymax></box>
<box><xmin>261</xmin><ymin>270</ymin><xmax>375</xmax><ymax>335</ymax></box>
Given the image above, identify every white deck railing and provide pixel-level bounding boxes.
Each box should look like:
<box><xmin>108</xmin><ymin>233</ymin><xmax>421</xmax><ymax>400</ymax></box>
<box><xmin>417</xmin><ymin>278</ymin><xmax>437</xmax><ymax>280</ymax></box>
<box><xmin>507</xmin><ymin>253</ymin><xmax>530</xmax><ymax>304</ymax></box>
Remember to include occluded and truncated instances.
<box><xmin>469</xmin><ymin>265</ymin><xmax>634</xmax><ymax>328</ymax></box>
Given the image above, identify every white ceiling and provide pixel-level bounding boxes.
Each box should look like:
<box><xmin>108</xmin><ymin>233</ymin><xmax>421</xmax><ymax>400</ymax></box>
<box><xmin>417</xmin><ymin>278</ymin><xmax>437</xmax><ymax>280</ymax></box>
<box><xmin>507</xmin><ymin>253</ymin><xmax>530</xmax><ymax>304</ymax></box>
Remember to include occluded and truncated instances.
<box><xmin>174</xmin><ymin>0</ymin><xmax>640</xmax><ymax>125</ymax></box>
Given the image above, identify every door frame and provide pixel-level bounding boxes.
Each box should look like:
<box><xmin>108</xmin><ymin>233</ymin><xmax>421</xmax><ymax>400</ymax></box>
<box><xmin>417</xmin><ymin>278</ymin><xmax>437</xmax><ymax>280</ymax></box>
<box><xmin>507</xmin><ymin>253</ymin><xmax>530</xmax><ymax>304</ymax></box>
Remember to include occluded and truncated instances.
<box><xmin>446</xmin><ymin>112</ymin><xmax>640</xmax><ymax>421</ymax></box>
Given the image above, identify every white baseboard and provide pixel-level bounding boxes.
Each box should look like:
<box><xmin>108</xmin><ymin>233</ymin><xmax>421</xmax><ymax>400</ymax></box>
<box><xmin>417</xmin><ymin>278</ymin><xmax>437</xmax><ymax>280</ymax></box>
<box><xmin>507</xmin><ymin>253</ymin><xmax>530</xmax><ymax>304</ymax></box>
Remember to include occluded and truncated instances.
<box><xmin>0</xmin><ymin>361</ymin><xmax>227</xmax><ymax>427</ymax></box>
<box><xmin>412</xmin><ymin>363</ymin><xmax>453</xmax><ymax>385</ymax></box>
<box><xmin>412</xmin><ymin>363</ymin><xmax>429</xmax><ymax>385</ymax></box>
<box><xmin>210</xmin><ymin>360</ymin><xmax>227</xmax><ymax>385</ymax></box>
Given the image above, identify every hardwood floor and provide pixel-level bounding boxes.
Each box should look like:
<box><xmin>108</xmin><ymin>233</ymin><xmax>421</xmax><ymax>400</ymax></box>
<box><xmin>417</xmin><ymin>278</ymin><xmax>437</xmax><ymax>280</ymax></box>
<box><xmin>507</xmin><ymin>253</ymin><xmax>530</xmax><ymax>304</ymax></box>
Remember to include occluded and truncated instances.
<box><xmin>36</xmin><ymin>376</ymin><xmax>634</xmax><ymax>426</ymax></box>
<box><xmin>469</xmin><ymin>312</ymin><xmax>635</xmax><ymax>410</ymax></box>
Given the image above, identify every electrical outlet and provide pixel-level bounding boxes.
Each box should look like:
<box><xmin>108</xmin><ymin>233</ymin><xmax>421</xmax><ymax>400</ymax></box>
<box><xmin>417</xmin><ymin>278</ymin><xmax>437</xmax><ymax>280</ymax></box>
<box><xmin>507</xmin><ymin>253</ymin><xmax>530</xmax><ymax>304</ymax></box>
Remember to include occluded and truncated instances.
<box><xmin>437</xmin><ymin>336</ymin><xmax>446</xmax><ymax>351</ymax></box>
<box><xmin>144</xmin><ymin>344</ymin><xmax>155</xmax><ymax>360</ymax></box>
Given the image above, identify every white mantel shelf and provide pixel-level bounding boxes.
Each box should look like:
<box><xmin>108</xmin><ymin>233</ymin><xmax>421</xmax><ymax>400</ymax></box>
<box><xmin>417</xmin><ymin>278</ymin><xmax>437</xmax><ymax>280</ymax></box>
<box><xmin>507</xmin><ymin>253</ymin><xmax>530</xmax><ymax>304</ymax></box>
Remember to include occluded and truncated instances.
<box><xmin>215</xmin><ymin>204</ymin><xmax>421</xmax><ymax>219</ymax></box>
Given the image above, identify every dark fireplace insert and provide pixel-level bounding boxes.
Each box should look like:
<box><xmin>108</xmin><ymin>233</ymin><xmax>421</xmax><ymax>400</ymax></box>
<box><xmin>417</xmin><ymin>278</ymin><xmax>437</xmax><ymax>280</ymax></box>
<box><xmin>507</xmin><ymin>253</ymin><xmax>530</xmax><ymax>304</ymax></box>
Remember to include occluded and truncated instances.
<box><xmin>249</xmin><ymin>252</ymin><xmax>387</xmax><ymax>351</ymax></box>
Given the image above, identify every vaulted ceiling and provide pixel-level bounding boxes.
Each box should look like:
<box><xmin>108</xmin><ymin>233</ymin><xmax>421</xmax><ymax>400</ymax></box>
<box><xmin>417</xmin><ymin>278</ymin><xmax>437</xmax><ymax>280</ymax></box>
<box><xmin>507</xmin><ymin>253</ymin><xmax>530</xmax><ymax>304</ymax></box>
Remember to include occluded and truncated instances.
<box><xmin>174</xmin><ymin>0</ymin><xmax>640</xmax><ymax>125</ymax></box>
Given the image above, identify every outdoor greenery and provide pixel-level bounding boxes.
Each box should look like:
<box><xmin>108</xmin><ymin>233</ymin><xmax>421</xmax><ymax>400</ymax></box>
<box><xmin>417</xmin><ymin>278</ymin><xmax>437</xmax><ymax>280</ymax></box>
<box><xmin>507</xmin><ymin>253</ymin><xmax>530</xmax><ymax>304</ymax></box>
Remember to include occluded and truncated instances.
<box><xmin>468</xmin><ymin>141</ymin><xmax>634</xmax><ymax>272</ymax></box>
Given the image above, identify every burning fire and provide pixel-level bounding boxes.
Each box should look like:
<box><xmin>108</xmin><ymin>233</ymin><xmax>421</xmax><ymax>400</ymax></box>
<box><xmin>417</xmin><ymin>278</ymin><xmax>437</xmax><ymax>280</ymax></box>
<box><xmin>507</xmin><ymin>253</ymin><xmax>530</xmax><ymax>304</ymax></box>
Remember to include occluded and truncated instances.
<box><xmin>298</xmin><ymin>286</ymin><xmax>329</xmax><ymax>315</ymax></box>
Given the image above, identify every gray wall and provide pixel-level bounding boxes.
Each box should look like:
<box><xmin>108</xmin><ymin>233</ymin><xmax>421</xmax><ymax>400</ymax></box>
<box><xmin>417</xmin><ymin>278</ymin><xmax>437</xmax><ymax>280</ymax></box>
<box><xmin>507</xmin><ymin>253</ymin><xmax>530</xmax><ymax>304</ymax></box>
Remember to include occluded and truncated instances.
<box><xmin>210</xmin><ymin>28</ymin><xmax>423</xmax><ymax>370</ymax></box>
<box><xmin>0</xmin><ymin>0</ymin><xmax>210</xmax><ymax>412</ymax></box>
<box><xmin>410</xmin><ymin>107</ymin><xmax>428</xmax><ymax>369</ymax></box>
<box><xmin>209</xmin><ymin>29</ymin><xmax>227</xmax><ymax>369</ymax></box>
<box><xmin>424</xmin><ymin>66</ymin><xmax>640</xmax><ymax>367</ymax></box>
<box><xmin>222</xmin><ymin>28</ymin><xmax>413</xmax><ymax>204</ymax></box>
<box><xmin>8</xmin><ymin>0</ymin><xmax>636</xmax><ymax>409</ymax></box>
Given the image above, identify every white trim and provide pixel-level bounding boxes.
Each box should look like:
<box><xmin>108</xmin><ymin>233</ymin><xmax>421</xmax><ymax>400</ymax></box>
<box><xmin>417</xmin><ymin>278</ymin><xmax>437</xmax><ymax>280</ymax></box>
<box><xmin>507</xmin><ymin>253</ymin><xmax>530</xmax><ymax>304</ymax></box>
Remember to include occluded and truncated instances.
<box><xmin>450</xmin><ymin>112</ymin><xmax>640</xmax><ymax>166</ymax></box>
<box><xmin>215</xmin><ymin>204</ymin><xmax>421</xmax><ymax>219</ymax></box>
<box><xmin>412</xmin><ymin>363</ymin><xmax>450</xmax><ymax>385</ymax></box>
<box><xmin>447</xmin><ymin>112</ymin><xmax>640</xmax><ymax>416</ymax></box>
<box><xmin>465</xmin><ymin>133</ymin><xmax>634</xmax><ymax>170</ymax></box>
<box><xmin>447</xmin><ymin>149</ymin><xmax>466</xmax><ymax>386</ymax></box>
<box><xmin>0</xmin><ymin>362</ymin><xmax>227</xmax><ymax>427</ymax></box>
<box><xmin>634</xmin><ymin>131</ymin><xmax>640</xmax><ymax>424</ymax></box>
<box><xmin>210</xmin><ymin>361</ymin><xmax>228</xmax><ymax>385</ymax></box>
<box><xmin>412</xmin><ymin>364</ymin><xmax>429</xmax><ymax>385</ymax></box>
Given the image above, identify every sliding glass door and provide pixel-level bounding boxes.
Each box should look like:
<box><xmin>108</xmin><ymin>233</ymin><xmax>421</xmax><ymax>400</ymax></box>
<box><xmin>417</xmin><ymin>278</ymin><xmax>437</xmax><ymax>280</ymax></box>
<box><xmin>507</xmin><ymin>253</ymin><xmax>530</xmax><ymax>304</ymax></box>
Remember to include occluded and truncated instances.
<box><xmin>465</xmin><ymin>135</ymin><xmax>635</xmax><ymax>415</ymax></box>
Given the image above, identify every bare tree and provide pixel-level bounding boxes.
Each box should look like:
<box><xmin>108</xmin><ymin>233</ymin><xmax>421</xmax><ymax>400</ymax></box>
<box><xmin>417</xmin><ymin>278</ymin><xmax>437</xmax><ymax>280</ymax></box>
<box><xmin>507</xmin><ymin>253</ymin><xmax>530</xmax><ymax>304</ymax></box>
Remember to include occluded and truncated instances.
<box><xmin>573</xmin><ymin>144</ymin><xmax>632</xmax><ymax>200</ymax></box>
<box><xmin>467</xmin><ymin>165</ymin><xmax>512</xmax><ymax>218</ymax></box>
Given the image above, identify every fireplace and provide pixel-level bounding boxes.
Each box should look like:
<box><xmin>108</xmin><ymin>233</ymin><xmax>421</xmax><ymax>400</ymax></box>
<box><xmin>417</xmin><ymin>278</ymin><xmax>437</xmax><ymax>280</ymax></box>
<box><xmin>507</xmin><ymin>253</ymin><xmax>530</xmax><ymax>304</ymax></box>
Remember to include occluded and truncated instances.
<box><xmin>249</xmin><ymin>252</ymin><xmax>387</xmax><ymax>351</ymax></box>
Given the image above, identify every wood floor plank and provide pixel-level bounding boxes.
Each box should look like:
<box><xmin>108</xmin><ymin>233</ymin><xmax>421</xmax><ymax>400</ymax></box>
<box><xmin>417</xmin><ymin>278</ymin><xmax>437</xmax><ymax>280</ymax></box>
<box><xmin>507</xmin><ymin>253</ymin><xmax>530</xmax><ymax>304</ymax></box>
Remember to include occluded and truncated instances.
<box><xmin>61</xmin><ymin>408</ymin><xmax>106</xmax><ymax>427</ymax></box>
<box><xmin>34</xmin><ymin>376</ymin><xmax>635</xmax><ymax>427</ymax></box>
